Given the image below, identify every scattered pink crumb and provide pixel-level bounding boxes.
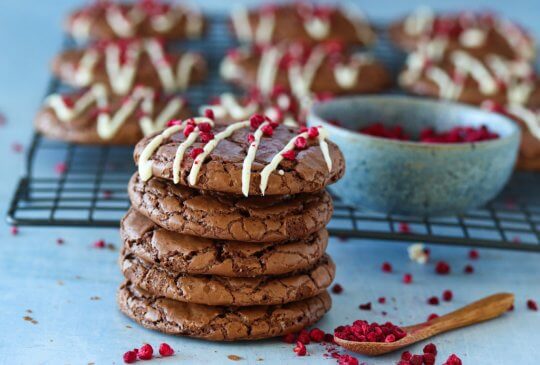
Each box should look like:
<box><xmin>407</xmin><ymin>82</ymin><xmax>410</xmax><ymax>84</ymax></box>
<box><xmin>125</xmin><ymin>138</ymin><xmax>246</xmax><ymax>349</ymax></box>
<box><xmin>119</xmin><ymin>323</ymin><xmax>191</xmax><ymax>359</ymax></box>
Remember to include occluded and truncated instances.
<box><xmin>10</xmin><ymin>226</ymin><xmax>18</xmax><ymax>236</ymax></box>
<box><xmin>442</xmin><ymin>354</ymin><xmax>463</xmax><ymax>365</ymax></box>
<box><xmin>527</xmin><ymin>299</ymin><xmax>538</xmax><ymax>311</ymax></box>
<box><xmin>11</xmin><ymin>142</ymin><xmax>23</xmax><ymax>153</ymax></box>
<box><xmin>56</xmin><ymin>238</ymin><xmax>64</xmax><ymax>245</ymax></box>
<box><xmin>359</xmin><ymin>302</ymin><xmax>372</xmax><ymax>311</ymax></box>
<box><xmin>138</xmin><ymin>344</ymin><xmax>153</xmax><ymax>360</ymax></box>
<box><xmin>293</xmin><ymin>341</ymin><xmax>307</xmax><ymax>356</ymax></box>
<box><xmin>442</xmin><ymin>290</ymin><xmax>453</xmax><ymax>302</ymax></box>
<box><xmin>468</xmin><ymin>249</ymin><xmax>479</xmax><ymax>259</ymax></box>
<box><xmin>427</xmin><ymin>313</ymin><xmax>439</xmax><ymax>321</ymax></box>
<box><xmin>398</xmin><ymin>222</ymin><xmax>411</xmax><ymax>234</ymax></box>
<box><xmin>102</xmin><ymin>190</ymin><xmax>113</xmax><ymax>199</ymax></box>
<box><xmin>331</xmin><ymin>283</ymin><xmax>343</xmax><ymax>294</ymax></box>
<box><xmin>55</xmin><ymin>162</ymin><xmax>67</xmax><ymax>174</ymax></box>
<box><xmin>92</xmin><ymin>239</ymin><xmax>106</xmax><ymax>248</ymax></box>
<box><xmin>435</xmin><ymin>261</ymin><xmax>451</xmax><ymax>275</ymax></box>
<box><xmin>381</xmin><ymin>262</ymin><xmax>393</xmax><ymax>273</ymax></box>
<box><xmin>402</xmin><ymin>273</ymin><xmax>413</xmax><ymax>284</ymax></box>
<box><xmin>378</xmin><ymin>297</ymin><xmax>386</xmax><ymax>304</ymax></box>
<box><xmin>464</xmin><ymin>265</ymin><xmax>474</xmax><ymax>274</ymax></box>
<box><xmin>428</xmin><ymin>296</ymin><xmax>440</xmax><ymax>306</ymax></box>
<box><xmin>158</xmin><ymin>343</ymin><xmax>174</xmax><ymax>357</ymax></box>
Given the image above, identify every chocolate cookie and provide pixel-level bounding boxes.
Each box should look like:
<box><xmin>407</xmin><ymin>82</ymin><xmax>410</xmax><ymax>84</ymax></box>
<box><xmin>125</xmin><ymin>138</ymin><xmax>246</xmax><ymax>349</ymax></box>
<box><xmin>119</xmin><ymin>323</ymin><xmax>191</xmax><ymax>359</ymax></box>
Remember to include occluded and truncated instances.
<box><xmin>399</xmin><ymin>41</ymin><xmax>540</xmax><ymax>107</ymax></box>
<box><xmin>118</xmin><ymin>281</ymin><xmax>332</xmax><ymax>341</ymax></box>
<box><xmin>34</xmin><ymin>85</ymin><xmax>191</xmax><ymax>145</ymax></box>
<box><xmin>221</xmin><ymin>44</ymin><xmax>391</xmax><ymax>98</ymax></box>
<box><xmin>389</xmin><ymin>8</ymin><xmax>535</xmax><ymax>60</ymax></box>
<box><xmin>482</xmin><ymin>101</ymin><xmax>540</xmax><ymax>170</ymax></box>
<box><xmin>199</xmin><ymin>90</ymin><xmax>305</xmax><ymax>127</ymax></box>
<box><xmin>133</xmin><ymin>119</ymin><xmax>345</xmax><ymax>196</ymax></box>
<box><xmin>128</xmin><ymin>173</ymin><xmax>333</xmax><ymax>242</ymax></box>
<box><xmin>230</xmin><ymin>3</ymin><xmax>376</xmax><ymax>47</ymax></box>
<box><xmin>66</xmin><ymin>1</ymin><xmax>205</xmax><ymax>41</ymax></box>
<box><xmin>120</xmin><ymin>251</ymin><xmax>335</xmax><ymax>306</ymax></box>
<box><xmin>121</xmin><ymin>208</ymin><xmax>329</xmax><ymax>277</ymax></box>
<box><xmin>52</xmin><ymin>38</ymin><xmax>207</xmax><ymax>95</ymax></box>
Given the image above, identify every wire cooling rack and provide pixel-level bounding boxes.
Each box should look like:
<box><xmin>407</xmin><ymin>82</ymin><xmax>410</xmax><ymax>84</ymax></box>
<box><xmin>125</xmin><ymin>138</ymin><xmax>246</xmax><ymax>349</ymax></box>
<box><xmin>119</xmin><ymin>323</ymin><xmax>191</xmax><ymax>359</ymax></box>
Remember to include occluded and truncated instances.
<box><xmin>7</xmin><ymin>15</ymin><xmax>540</xmax><ymax>252</ymax></box>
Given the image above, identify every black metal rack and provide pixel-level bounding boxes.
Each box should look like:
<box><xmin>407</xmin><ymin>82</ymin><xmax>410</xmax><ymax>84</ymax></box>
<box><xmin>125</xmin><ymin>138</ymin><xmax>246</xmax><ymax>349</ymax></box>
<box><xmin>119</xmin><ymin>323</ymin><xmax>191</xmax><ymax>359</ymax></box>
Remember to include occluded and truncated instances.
<box><xmin>7</xmin><ymin>15</ymin><xmax>540</xmax><ymax>252</ymax></box>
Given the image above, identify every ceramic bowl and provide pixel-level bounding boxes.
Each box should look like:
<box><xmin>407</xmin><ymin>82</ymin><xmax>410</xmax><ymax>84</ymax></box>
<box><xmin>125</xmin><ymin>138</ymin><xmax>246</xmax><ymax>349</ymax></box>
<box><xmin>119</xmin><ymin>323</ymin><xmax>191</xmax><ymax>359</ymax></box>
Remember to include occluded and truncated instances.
<box><xmin>308</xmin><ymin>96</ymin><xmax>520</xmax><ymax>216</ymax></box>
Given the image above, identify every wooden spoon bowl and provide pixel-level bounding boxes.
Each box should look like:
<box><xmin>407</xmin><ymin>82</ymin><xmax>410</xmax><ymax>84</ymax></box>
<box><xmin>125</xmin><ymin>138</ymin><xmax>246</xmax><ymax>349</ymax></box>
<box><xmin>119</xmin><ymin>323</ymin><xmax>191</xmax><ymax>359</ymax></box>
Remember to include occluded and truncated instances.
<box><xmin>335</xmin><ymin>293</ymin><xmax>514</xmax><ymax>356</ymax></box>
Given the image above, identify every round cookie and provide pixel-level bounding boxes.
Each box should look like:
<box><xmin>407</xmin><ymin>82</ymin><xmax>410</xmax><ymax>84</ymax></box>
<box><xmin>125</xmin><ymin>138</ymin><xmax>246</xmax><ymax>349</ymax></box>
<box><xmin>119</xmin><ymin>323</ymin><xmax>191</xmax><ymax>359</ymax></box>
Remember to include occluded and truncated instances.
<box><xmin>121</xmin><ymin>208</ymin><xmax>329</xmax><ymax>277</ymax></box>
<box><xmin>399</xmin><ymin>40</ymin><xmax>540</xmax><ymax>107</ymax></box>
<box><xmin>65</xmin><ymin>1</ymin><xmax>206</xmax><ymax>41</ymax></box>
<box><xmin>133</xmin><ymin>120</ymin><xmax>345</xmax><ymax>196</ymax></box>
<box><xmin>481</xmin><ymin>101</ymin><xmax>540</xmax><ymax>170</ymax></box>
<box><xmin>221</xmin><ymin>44</ymin><xmax>391</xmax><ymax>98</ymax></box>
<box><xmin>128</xmin><ymin>173</ymin><xmax>334</xmax><ymax>242</ymax></box>
<box><xmin>120</xmin><ymin>251</ymin><xmax>335</xmax><ymax>306</ymax></box>
<box><xmin>118</xmin><ymin>281</ymin><xmax>332</xmax><ymax>341</ymax></box>
<box><xmin>389</xmin><ymin>8</ymin><xmax>535</xmax><ymax>60</ymax></box>
<box><xmin>35</xmin><ymin>85</ymin><xmax>191</xmax><ymax>145</ymax></box>
<box><xmin>230</xmin><ymin>3</ymin><xmax>376</xmax><ymax>47</ymax></box>
<box><xmin>52</xmin><ymin>38</ymin><xmax>207</xmax><ymax>96</ymax></box>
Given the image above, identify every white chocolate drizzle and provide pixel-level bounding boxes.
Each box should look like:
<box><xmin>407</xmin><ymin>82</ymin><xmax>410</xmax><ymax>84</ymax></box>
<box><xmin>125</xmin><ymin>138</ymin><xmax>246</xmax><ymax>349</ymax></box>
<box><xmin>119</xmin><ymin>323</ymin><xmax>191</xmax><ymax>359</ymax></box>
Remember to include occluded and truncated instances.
<box><xmin>70</xmin><ymin>3</ymin><xmax>204</xmax><ymax>39</ymax></box>
<box><xmin>45</xmin><ymin>84</ymin><xmax>184</xmax><ymax>140</ymax></box>
<box><xmin>506</xmin><ymin>104</ymin><xmax>540</xmax><ymax>139</ymax></box>
<box><xmin>231</xmin><ymin>6</ymin><xmax>275</xmax><ymax>44</ymax></box>
<box><xmin>404</xmin><ymin>6</ymin><xmax>434</xmax><ymax>36</ymax></box>
<box><xmin>69</xmin><ymin>39</ymin><xmax>201</xmax><ymax>95</ymax></box>
<box><xmin>138</xmin><ymin>121</ymin><xmax>333</xmax><ymax>196</ymax></box>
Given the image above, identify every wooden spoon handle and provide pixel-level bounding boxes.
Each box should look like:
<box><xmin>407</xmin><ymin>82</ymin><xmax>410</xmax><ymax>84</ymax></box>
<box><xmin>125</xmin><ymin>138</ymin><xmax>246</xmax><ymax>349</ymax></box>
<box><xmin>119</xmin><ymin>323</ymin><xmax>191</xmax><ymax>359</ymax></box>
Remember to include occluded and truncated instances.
<box><xmin>421</xmin><ymin>293</ymin><xmax>514</xmax><ymax>336</ymax></box>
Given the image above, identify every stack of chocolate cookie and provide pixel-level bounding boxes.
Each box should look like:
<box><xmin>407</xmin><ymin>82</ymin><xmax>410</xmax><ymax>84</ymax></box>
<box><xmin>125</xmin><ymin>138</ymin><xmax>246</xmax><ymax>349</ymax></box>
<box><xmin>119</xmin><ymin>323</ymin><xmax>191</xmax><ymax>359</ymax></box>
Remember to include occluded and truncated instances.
<box><xmin>117</xmin><ymin>115</ymin><xmax>345</xmax><ymax>340</ymax></box>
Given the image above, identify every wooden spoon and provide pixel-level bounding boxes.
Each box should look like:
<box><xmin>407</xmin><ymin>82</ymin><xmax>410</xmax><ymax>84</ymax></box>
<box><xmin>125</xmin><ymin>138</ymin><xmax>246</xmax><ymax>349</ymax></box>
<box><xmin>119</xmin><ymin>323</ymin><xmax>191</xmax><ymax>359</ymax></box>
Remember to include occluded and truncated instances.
<box><xmin>334</xmin><ymin>292</ymin><xmax>514</xmax><ymax>356</ymax></box>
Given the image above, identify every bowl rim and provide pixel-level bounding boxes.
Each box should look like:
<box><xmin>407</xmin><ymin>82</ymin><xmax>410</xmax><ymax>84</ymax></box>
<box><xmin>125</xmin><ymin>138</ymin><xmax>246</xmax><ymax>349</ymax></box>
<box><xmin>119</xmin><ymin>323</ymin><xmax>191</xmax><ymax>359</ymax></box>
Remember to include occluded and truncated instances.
<box><xmin>309</xmin><ymin>95</ymin><xmax>521</xmax><ymax>150</ymax></box>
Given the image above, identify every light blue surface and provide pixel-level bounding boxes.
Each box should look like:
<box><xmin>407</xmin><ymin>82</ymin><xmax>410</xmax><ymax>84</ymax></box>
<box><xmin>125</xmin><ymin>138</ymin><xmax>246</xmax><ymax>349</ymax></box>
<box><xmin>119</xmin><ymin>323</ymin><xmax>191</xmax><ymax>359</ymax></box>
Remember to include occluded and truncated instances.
<box><xmin>0</xmin><ymin>1</ymin><xmax>539</xmax><ymax>364</ymax></box>
<box><xmin>309</xmin><ymin>96</ymin><xmax>520</xmax><ymax>216</ymax></box>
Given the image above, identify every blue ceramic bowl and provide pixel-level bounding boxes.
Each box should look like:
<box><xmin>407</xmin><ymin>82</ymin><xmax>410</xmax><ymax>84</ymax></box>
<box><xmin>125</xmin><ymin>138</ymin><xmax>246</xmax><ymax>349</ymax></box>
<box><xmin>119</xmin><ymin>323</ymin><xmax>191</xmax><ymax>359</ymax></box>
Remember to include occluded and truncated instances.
<box><xmin>308</xmin><ymin>96</ymin><xmax>521</xmax><ymax>216</ymax></box>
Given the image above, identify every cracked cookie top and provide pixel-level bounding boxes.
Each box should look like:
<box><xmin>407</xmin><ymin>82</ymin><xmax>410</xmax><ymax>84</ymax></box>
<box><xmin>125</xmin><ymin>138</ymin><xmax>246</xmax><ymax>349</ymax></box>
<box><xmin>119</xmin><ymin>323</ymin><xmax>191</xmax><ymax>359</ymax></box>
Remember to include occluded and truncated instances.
<box><xmin>133</xmin><ymin>119</ymin><xmax>345</xmax><ymax>196</ymax></box>
<box><xmin>121</xmin><ymin>208</ymin><xmax>329</xmax><ymax>277</ymax></box>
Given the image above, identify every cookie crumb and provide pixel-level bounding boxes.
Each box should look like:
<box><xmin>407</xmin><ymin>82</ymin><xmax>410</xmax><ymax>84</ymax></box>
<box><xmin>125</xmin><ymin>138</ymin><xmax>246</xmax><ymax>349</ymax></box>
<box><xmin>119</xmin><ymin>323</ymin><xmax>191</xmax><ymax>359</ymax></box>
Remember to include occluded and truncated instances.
<box><xmin>23</xmin><ymin>316</ymin><xmax>38</xmax><ymax>325</ymax></box>
<box><xmin>227</xmin><ymin>355</ymin><xmax>243</xmax><ymax>361</ymax></box>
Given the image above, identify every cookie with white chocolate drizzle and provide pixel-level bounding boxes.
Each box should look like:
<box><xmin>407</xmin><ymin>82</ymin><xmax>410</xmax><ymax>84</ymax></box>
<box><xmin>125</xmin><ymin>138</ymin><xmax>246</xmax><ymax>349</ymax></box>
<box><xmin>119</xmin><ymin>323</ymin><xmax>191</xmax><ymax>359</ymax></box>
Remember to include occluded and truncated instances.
<box><xmin>133</xmin><ymin>114</ymin><xmax>345</xmax><ymax>196</ymax></box>
<box><xmin>65</xmin><ymin>0</ymin><xmax>205</xmax><ymax>41</ymax></box>
<box><xmin>52</xmin><ymin>38</ymin><xmax>207</xmax><ymax>95</ymax></box>
<box><xmin>220</xmin><ymin>43</ymin><xmax>391</xmax><ymax>100</ymax></box>
<box><xmin>389</xmin><ymin>8</ymin><xmax>535</xmax><ymax>60</ymax></box>
<box><xmin>34</xmin><ymin>84</ymin><xmax>191</xmax><ymax>145</ymax></box>
<box><xmin>482</xmin><ymin>100</ymin><xmax>540</xmax><ymax>170</ymax></box>
<box><xmin>399</xmin><ymin>39</ymin><xmax>540</xmax><ymax>107</ymax></box>
<box><xmin>230</xmin><ymin>2</ymin><xmax>375</xmax><ymax>47</ymax></box>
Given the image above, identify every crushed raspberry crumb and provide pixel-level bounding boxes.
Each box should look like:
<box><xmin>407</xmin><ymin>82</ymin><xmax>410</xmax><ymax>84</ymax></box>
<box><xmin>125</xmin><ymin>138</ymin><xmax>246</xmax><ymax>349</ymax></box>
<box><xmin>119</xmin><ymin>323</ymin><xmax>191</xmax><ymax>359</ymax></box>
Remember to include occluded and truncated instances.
<box><xmin>307</xmin><ymin>126</ymin><xmax>319</xmax><ymax>138</ymax></box>
<box><xmin>183</xmin><ymin>124</ymin><xmax>195</xmax><ymax>137</ymax></box>
<box><xmin>102</xmin><ymin>190</ymin><xmax>113</xmax><ymax>199</ymax></box>
<box><xmin>123</xmin><ymin>350</ymin><xmax>137</xmax><ymax>364</ymax></box>
<box><xmin>427</xmin><ymin>313</ymin><xmax>439</xmax><ymax>321</ymax></box>
<box><xmin>401</xmin><ymin>351</ymin><xmax>412</xmax><ymax>360</ymax></box>
<box><xmin>138</xmin><ymin>344</ymin><xmax>153</xmax><ymax>360</ymax></box>
<box><xmin>93</xmin><ymin>239</ymin><xmax>105</xmax><ymax>248</ymax></box>
<box><xmin>56</xmin><ymin>238</ymin><xmax>64</xmax><ymax>245</ymax></box>
<box><xmin>443</xmin><ymin>354</ymin><xmax>462</xmax><ymax>365</ymax></box>
<box><xmin>378</xmin><ymin>297</ymin><xmax>386</xmax><ymax>304</ymax></box>
<box><xmin>158</xmin><ymin>343</ymin><xmax>174</xmax><ymax>357</ymax></box>
<box><xmin>331</xmin><ymin>284</ymin><xmax>343</xmax><ymax>294</ymax></box>
<box><xmin>423</xmin><ymin>353</ymin><xmax>436</xmax><ymax>365</ymax></box>
<box><xmin>359</xmin><ymin>302</ymin><xmax>372</xmax><ymax>311</ymax></box>
<box><xmin>166</xmin><ymin>119</ymin><xmax>183</xmax><ymax>126</ymax></box>
<box><xmin>324</xmin><ymin>333</ymin><xmax>334</xmax><ymax>343</ymax></box>
<box><xmin>527</xmin><ymin>299</ymin><xmax>538</xmax><ymax>311</ymax></box>
<box><xmin>468</xmin><ymin>249</ymin><xmax>479</xmax><ymax>259</ymax></box>
<box><xmin>282</xmin><ymin>150</ymin><xmax>296</xmax><ymax>160</ymax></box>
<box><xmin>403</xmin><ymin>273</ymin><xmax>413</xmax><ymax>284</ymax></box>
<box><xmin>10</xmin><ymin>226</ymin><xmax>18</xmax><ymax>235</ymax></box>
<box><xmin>382</xmin><ymin>262</ymin><xmax>393</xmax><ymax>273</ymax></box>
<box><xmin>55</xmin><ymin>162</ymin><xmax>67</xmax><ymax>174</ymax></box>
<box><xmin>464</xmin><ymin>265</ymin><xmax>474</xmax><ymax>274</ymax></box>
<box><xmin>336</xmin><ymin>354</ymin><xmax>359</xmax><ymax>365</ymax></box>
<box><xmin>250</xmin><ymin>114</ymin><xmax>265</xmax><ymax>129</ymax></box>
<box><xmin>410</xmin><ymin>354</ymin><xmax>424</xmax><ymax>365</ymax></box>
<box><xmin>204</xmin><ymin>109</ymin><xmax>215</xmax><ymax>120</ymax></box>
<box><xmin>428</xmin><ymin>296</ymin><xmax>440</xmax><ymax>305</ymax></box>
<box><xmin>399</xmin><ymin>222</ymin><xmax>411</xmax><ymax>234</ymax></box>
<box><xmin>261</xmin><ymin>124</ymin><xmax>274</xmax><ymax>136</ymax></box>
<box><xmin>200</xmin><ymin>132</ymin><xmax>214</xmax><ymax>143</ymax></box>
<box><xmin>247</xmin><ymin>133</ymin><xmax>255</xmax><ymax>143</ymax></box>
<box><xmin>334</xmin><ymin>320</ymin><xmax>406</xmax><ymax>343</ymax></box>
<box><xmin>423</xmin><ymin>343</ymin><xmax>437</xmax><ymax>355</ymax></box>
<box><xmin>189</xmin><ymin>147</ymin><xmax>204</xmax><ymax>159</ymax></box>
<box><xmin>443</xmin><ymin>290</ymin><xmax>453</xmax><ymax>302</ymax></box>
<box><xmin>297</xmin><ymin>329</ymin><xmax>311</xmax><ymax>345</ymax></box>
<box><xmin>294</xmin><ymin>136</ymin><xmax>307</xmax><ymax>150</ymax></box>
<box><xmin>197</xmin><ymin>122</ymin><xmax>212</xmax><ymax>133</ymax></box>
<box><xmin>293</xmin><ymin>341</ymin><xmax>307</xmax><ymax>356</ymax></box>
<box><xmin>310</xmin><ymin>328</ymin><xmax>325</xmax><ymax>342</ymax></box>
<box><xmin>282</xmin><ymin>333</ymin><xmax>296</xmax><ymax>343</ymax></box>
<box><xmin>12</xmin><ymin>142</ymin><xmax>23</xmax><ymax>153</ymax></box>
<box><xmin>435</xmin><ymin>261</ymin><xmax>451</xmax><ymax>275</ymax></box>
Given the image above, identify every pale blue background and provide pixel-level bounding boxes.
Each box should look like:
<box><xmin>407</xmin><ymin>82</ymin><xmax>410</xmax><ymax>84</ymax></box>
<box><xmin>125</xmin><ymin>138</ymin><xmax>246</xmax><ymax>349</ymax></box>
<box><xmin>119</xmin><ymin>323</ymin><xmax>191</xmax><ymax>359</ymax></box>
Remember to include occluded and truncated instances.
<box><xmin>0</xmin><ymin>1</ymin><xmax>539</xmax><ymax>364</ymax></box>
